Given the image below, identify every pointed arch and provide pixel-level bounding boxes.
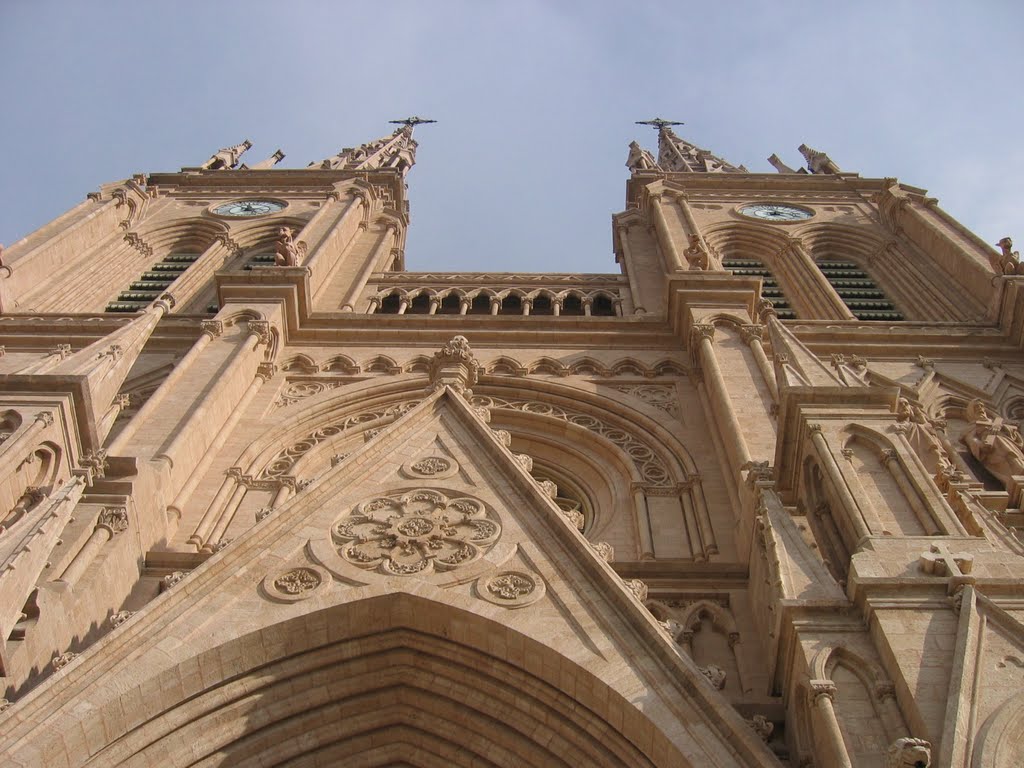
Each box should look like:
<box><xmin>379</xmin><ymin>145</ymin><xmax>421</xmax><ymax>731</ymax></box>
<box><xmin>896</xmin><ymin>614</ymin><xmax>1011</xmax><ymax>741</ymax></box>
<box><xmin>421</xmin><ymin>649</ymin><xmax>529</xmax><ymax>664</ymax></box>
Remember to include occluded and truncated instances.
<box><xmin>568</xmin><ymin>356</ymin><xmax>610</xmax><ymax>377</ymax></box>
<box><xmin>527</xmin><ymin>357</ymin><xmax>567</xmax><ymax>377</ymax></box>
<box><xmin>609</xmin><ymin>358</ymin><xmax>650</xmax><ymax>377</ymax></box>
<box><xmin>487</xmin><ymin>355</ymin><xmax>527</xmax><ymax>376</ymax></box>
<box><xmin>363</xmin><ymin>354</ymin><xmax>401</xmax><ymax>374</ymax></box>
<box><xmin>404</xmin><ymin>354</ymin><xmax>432</xmax><ymax>373</ymax></box>
<box><xmin>16</xmin><ymin>594</ymin><xmax>700</xmax><ymax>768</ymax></box>
<box><xmin>321</xmin><ymin>353</ymin><xmax>360</xmax><ymax>374</ymax></box>
<box><xmin>280</xmin><ymin>353</ymin><xmax>320</xmax><ymax>374</ymax></box>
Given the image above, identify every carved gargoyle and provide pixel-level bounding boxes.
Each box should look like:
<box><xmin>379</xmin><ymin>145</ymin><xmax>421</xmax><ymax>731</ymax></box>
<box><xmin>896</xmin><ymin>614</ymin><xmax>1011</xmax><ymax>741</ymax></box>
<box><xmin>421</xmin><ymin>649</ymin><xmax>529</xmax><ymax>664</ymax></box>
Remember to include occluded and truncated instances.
<box><xmin>274</xmin><ymin>227</ymin><xmax>306</xmax><ymax>267</ymax></box>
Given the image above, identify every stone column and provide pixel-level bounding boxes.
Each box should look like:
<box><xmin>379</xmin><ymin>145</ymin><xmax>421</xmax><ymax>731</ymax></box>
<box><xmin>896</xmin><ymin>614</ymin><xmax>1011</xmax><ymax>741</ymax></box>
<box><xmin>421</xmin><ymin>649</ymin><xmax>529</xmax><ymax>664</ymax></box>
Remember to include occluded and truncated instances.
<box><xmin>303</xmin><ymin>189</ymin><xmax>368</xmax><ymax>296</ymax></box>
<box><xmin>739</xmin><ymin>323</ymin><xmax>778</xmax><ymax>402</ymax></box>
<box><xmin>649</xmin><ymin>194</ymin><xmax>685</xmax><ymax>272</ymax></box>
<box><xmin>692</xmin><ymin>324</ymin><xmax>752</xmax><ymax>475</ymax></box>
<box><xmin>0</xmin><ymin>412</ymin><xmax>54</xmax><ymax>484</ymax></box>
<box><xmin>808</xmin><ymin>425</ymin><xmax>870</xmax><ymax>543</ymax></box>
<box><xmin>632</xmin><ymin>485</ymin><xmax>655</xmax><ymax>559</ymax></box>
<box><xmin>774</xmin><ymin>237</ymin><xmax>854</xmax><ymax>321</ymax></box>
<box><xmin>58</xmin><ymin>506</ymin><xmax>129</xmax><ymax>587</ymax></box>
<box><xmin>154</xmin><ymin>320</ymin><xmax>271</xmax><ymax>480</ymax></box>
<box><xmin>615</xmin><ymin>224</ymin><xmax>646</xmax><ymax>314</ymax></box>
<box><xmin>108</xmin><ymin>321</ymin><xmax>221</xmax><ymax>454</ymax></box>
<box><xmin>169</xmin><ymin>362</ymin><xmax>275</xmax><ymax>524</ymax></box>
<box><xmin>339</xmin><ymin>223</ymin><xmax>397</xmax><ymax>312</ymax></box>
<box><xmin>879</xmin><ymin>449</ymin><xmax>942</xmax><ymax>535</ymax></box>
<box><xmin>808</xmin><ymin>681</ymin><xmax>853</xmax><ymax>768</ymax></box>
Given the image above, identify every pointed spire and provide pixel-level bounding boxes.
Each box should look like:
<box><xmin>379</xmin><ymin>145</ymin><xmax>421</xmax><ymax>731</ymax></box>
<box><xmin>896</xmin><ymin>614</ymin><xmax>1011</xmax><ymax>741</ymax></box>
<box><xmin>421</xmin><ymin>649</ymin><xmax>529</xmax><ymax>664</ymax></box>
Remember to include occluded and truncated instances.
<box><xmin>634</xmin><ymin>119</ymin><xmax>744</xmax><ymax>173</ymax></box>
<box><xmin>200</xmin><ymin>140</ymin><xmax>252</xmax><ymax>170</ymax></box>
<box><xmin>45</xmin><ymin>295</ymin><xmax>173</xmax><ymax>445</ymax></box>
<box><xmin>313</xmin><ymin>119</ymin><xmax>433</xmax><ymax>178</ymax></box>
<box><xmin>798</xmin><ymin>143</ymin><xmax>841</xmax><ymax>174</ymax></box>
<box><xmin>626</xmin><ymin>141</ymin><xmax>659</xmax><ymax>171</ymax></box>
<box><xmin>240</xmin><ymin>149</ymin><xmax>285</xmax><ymax>170</ymax></box>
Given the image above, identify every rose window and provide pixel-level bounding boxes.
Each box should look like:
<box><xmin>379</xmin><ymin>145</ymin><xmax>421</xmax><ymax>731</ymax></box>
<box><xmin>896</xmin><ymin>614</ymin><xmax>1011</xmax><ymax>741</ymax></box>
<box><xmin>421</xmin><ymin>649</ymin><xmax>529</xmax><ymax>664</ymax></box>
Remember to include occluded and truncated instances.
<box><xmin>333</xmin><ymin>489</ymin><xmax>501</xmax><ymax>575</ymax></box>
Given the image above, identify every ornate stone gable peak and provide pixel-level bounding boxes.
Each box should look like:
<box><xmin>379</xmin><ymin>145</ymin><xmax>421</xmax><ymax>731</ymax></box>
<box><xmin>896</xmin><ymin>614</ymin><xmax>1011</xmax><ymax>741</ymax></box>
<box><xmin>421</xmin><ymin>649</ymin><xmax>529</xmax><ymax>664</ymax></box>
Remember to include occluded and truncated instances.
<box><xmin>657</xmin><ymin>126</ymin><xmax>745</xmax><ymax>174</ymax></box>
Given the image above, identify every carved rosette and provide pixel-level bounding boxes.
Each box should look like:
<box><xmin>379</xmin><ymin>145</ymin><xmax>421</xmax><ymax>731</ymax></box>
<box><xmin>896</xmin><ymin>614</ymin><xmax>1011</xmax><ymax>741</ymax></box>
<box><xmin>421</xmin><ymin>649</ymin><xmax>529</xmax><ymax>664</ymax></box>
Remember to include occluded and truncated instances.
<box><xmin>263</xmin><ymin>564</ymin><xmax>330</xmax><ymax>602</ymax></box>
<box><xmin>402</xmin><ymin>455</ymin><xmax>458</xmax><ymax>480</ymax></box>
<box><xmin>478</xmin><ymin>570</ymin><xmax>545</xmax><ymax>608</ymax></box>
<box><xmin>333</xmin><ymin>490</ymin><xmax>500</xmax><ymax>576</ymax></box>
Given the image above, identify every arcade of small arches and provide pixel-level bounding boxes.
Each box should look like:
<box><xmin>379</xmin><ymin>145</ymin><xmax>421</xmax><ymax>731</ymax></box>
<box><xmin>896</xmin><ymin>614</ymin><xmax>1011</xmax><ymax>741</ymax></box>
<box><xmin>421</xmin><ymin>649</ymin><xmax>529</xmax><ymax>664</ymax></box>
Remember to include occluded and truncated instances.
<box><xmin>368</xmin><ymin>286</ymin><xmax>623</xmax><ymax>316</ymax></box>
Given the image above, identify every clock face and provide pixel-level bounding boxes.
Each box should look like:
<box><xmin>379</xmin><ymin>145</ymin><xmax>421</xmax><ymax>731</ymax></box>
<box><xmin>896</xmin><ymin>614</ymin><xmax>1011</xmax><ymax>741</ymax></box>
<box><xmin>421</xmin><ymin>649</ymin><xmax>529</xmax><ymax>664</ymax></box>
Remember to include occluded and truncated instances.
<box><xmin>212</xmin><ymin>199</ymin><xmax>286</xmax><ymax>217</ymax></box>
<box><xmin>739</xmin><ymin>203</ymin><xmax>813</xmax><ymax>222</ymax></box>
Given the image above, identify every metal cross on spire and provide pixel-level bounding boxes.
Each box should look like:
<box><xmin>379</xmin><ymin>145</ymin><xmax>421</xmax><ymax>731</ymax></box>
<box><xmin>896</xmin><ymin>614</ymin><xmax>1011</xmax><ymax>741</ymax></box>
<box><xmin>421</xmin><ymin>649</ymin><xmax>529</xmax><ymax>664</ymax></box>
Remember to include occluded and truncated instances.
<box><xmin>389</xmin><ymin>116</ymin><xmax>437</xmax><ymax>128</ymax></box>
<box><xmin>635</xmin><ymin>118</ymin><xmax>684</xmax><ymax>130</ymax></box>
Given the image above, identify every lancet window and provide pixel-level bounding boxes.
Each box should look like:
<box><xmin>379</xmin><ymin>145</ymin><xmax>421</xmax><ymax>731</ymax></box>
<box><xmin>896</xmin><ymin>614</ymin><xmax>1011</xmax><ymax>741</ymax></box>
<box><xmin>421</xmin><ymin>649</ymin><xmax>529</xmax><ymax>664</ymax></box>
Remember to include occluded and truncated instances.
<box><xmin>105</xmin><ymin>252</ymin><xmax>201</xmax><ymax>313</ymax></box>
<box><xmin>816</xmin><ymin>259</ymin><xmax>903</xmax><ymax>321</ymax></box>
<box><xmin>721</xmin><ymin>257</ymin><xmax>795</xmax><ymax>319</ymax></box>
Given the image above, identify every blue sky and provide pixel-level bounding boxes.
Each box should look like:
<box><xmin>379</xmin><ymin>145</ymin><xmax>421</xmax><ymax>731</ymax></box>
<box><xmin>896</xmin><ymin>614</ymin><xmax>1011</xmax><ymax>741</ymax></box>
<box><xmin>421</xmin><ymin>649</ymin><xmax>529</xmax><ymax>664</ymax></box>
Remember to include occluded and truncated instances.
<box><xmin>1</xmin><ymin>1</ymin><xmax>1021</xmax><ymax>273</ymax></box>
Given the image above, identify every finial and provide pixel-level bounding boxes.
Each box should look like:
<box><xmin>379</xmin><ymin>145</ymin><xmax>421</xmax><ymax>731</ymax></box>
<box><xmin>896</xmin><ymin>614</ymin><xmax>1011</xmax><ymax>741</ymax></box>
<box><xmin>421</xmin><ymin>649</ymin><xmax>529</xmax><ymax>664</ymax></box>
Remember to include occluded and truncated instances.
<box><xmin>635</xmin><ymin>118</ymin><xmax>684</xmax><ymax>130</ymax></box>
<box><xmin>389</xmin><ymin>116</ymin><xmax>437</xmax><ymax>128</ymax></box>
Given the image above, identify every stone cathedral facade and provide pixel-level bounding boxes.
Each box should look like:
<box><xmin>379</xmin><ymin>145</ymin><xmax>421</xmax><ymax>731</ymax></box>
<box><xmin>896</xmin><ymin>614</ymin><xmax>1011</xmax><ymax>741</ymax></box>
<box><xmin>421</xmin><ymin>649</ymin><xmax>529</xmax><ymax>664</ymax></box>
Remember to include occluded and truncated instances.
<box><xmin>0</xmin><ymin>120</ymin><xmax>1022</xmax><ymax>768</ymax></box>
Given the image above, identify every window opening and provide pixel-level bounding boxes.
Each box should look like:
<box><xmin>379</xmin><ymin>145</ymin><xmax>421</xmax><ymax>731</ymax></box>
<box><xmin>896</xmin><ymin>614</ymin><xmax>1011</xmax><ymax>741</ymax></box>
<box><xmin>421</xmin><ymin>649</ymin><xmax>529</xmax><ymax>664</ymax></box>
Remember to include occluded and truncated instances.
<box><xmin>722</xmin><ymin>257</ymin><xmax>795</xmax><ymax>319</ymax></box>
<box><xmin>817</xmin><ymin>259</ymin><xmax>903</xmax><ymax>321</ymax></box>
<box><xmin>105</xmin><ymin>252</ymin><xmax>200</xmax><ymax>312</ymax></box>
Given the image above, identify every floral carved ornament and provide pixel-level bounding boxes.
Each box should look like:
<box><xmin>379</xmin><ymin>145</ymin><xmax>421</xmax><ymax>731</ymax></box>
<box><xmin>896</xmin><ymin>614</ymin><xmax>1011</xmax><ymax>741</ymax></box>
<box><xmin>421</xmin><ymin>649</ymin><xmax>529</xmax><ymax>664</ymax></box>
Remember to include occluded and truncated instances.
<box><xmin>333</xmin><ymin>489</ymin><xmax>501</xmax><ymax>575</ymax></box>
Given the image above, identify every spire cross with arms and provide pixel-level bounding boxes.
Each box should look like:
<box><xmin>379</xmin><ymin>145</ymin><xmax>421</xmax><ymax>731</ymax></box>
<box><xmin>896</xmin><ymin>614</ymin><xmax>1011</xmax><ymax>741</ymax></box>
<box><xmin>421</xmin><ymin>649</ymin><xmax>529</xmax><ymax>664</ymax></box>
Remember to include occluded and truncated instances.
<box><xmin>635</xmin><ymin>118</ymin><xmax>684</xmax><ymax>131</ymax></box>
<box><xmin>389</xmin><ymin>116</ymin><xmax>437</xmax><ymax>129</ymax></box>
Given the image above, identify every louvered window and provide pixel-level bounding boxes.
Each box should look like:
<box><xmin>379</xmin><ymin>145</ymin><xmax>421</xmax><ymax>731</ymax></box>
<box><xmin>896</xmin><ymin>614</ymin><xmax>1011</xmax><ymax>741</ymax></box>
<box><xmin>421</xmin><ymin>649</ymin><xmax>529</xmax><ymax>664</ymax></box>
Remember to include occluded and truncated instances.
<box><xmin>722</xmin><ymin>258</ymin><xmax>795</xmax><ymax>319</ymax></box>
<box><xmin>817</xmin><ymin>260</ymin><xmax>903</xmax><ymax>321</ymax></box>
<box><xmin>105</xmin><ymin>253</ymin><xmax>200</xmax><ymax>313</ymax></box>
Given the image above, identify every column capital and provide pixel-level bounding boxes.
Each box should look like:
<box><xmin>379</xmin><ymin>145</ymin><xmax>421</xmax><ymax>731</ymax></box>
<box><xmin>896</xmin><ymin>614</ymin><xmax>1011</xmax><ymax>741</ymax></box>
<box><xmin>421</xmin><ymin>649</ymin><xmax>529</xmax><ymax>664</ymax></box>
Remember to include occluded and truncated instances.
<box><xmin>809</xmin><ymin>679</ymin><xmax>837</xmax><ymax>704</ymax></box>
<box><xmin>200</xmin><ymin>320</ymin><xmax>224</xmax><ymax>339</ymax></box>
<box><xmin>691</xmin><ymin>323</ymin><xmax>716</xmax><ymax>344</ymax></box>
<box><xmin>739</xmin><ymin>323</ymin><xmax>764</xmax><ymax>345</ymax></box>
<box><xmin>96</xmin><ymin>506</ymin><xmax>129</xmax><ymax>535</ymax></box>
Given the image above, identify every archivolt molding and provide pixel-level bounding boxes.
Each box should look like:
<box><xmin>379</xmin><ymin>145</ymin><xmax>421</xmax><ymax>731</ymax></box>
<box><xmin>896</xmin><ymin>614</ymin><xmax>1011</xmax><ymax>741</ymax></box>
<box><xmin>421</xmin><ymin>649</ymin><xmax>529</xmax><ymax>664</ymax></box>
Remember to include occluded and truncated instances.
<box><xmin>256</xmin><ymin>399</ymin><xmax>422</xmax><ymax>480</ymax></box>
<box><xmin>52</xmin><ymin>596</ymin><xmax>700</xmax><ymax>768</ymax></box>
<box><xmin>470</xmin><ymin>393</ymin><xmax>678</xmax><ymax>486</ymax></box>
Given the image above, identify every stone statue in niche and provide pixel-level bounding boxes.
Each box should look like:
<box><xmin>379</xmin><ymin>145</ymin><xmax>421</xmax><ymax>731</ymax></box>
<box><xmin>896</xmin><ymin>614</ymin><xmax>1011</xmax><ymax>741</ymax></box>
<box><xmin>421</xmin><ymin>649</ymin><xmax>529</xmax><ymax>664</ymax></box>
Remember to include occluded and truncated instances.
<box><xmin>895</xmin><ymin>397</ymin><xmax>955</xmax><ymax>475</ymax></box>
<box><xmin>960</xmin><ymin>399</ymin><xmax>1024</xmax><ymax>489</ymax></box>
<box><xmin>625</xmin><ymin>141</ymin><xmax>658</xmax><ymax>171</ymax></box>
<box><xmin>274</xmin><ymin>227</ymin><xmax>305</xmax><ymax>267</ymax></box>
<box><xmin>684</xmin><ymin>233</ymin><xmax>710</xmax><ymax>270</ymax></box>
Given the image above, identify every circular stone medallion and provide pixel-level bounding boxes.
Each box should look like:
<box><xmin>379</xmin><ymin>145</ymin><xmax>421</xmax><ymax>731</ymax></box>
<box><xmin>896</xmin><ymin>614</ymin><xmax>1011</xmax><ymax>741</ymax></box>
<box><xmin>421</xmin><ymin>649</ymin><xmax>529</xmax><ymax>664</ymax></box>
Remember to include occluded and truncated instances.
<box><xmin>477</xmin><ymin>570</ymin><xmax>546</xmax><ymax>608</ymax></box>
<box><xmin>401</xmin><ymin>455</ymin><xmax>459</xmax><ymax>479</ymax></box>
<box><xmin>263</xmin><ymin>565</ymin><xmax>330</xmax><ymax>602</ymax></box>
